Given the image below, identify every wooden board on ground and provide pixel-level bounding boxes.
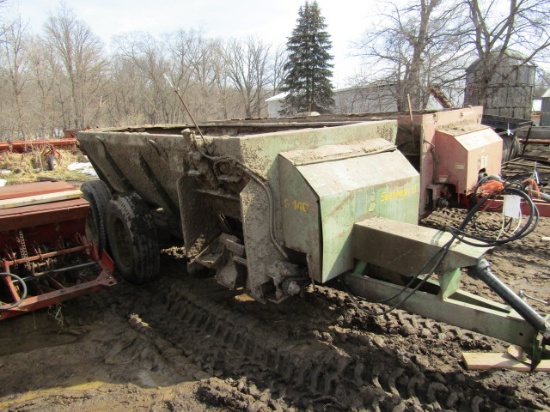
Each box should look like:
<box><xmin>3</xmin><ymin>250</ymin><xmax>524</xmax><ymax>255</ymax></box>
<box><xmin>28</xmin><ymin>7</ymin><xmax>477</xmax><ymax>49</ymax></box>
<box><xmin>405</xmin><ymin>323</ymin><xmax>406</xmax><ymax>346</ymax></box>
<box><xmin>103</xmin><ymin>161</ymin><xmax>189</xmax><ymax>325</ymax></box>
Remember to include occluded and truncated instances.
<box><xmin>463</xmin><ymin>352</ymin><xmax>550</xmax><ymax>372</ymax></box>
<box><xmin>0</xmin><ymin>189</ymin><xmax>82</xmax><ymax>210</ymax></box>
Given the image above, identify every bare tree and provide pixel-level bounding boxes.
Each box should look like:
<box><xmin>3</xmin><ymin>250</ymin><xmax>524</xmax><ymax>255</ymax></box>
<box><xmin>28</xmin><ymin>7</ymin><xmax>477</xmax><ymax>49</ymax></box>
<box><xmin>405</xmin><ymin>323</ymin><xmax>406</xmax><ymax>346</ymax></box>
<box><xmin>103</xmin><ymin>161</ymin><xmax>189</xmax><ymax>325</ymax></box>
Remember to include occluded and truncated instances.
<box><xmin>185</xmin><ymin>34</ymin><xmax>226</xmax><ymax>120</ymax></box>
<box><xmin>166</xmin><ymin>30</ymin><xmax>198</xmax><ymax>104</ymax></box>
<box><xmin>357</xmin><ymin>0</ymin><xmax>550</xmax><ymax>112</ymax></box>
<box><xmin>269</xmin><ymin>44</ymin><xmax>288</xmax><ymax>94</ymax></box>
<box><xmin>113</xmin><ymin>32</ymin><xmax>174</xmax><ymax>124</ymax></box>
<box><xmin>26</xmin><ymin>35</ymin><xmax>61</xmax><ymax>136</ymax></box>
<box><xmin>115</xmin><ymin>31</ymin><xmax>257</xmax><ymax>124</ymax></box>
<box><xmin>211</xmin><ymin>40</ymin><xmax>233</xmax><ymax>120</ymax></box>
<box><xmin>0</xmin><ymin>5</ymin><xmax>288</xmax><ymax>135</ymax></box>
<box><xmin>165</xmin><ymin>30</ymin><xmax>228</xmax><ymax>121</ymax></box>
<box><xmin>224</xmin><ymin>37</ymin><xmax>271</xmax><ymax>117</ymax></box>
<box><xmin>0</xmin><ymin>0</ymin><xmax>12</xmax><ymax>41</ymax></box>
<box><xmin>463</xmin><ymin>0</ymin><xmax>550</xmax><ymax>109</ymax></box>
<box><xmin>43</xmin><ymin>4</ymin><xmax>106</xmax><ymax>129</ymax></box>
<box><xmin>0</xmin><ymin>16</ymin><xmax>29</xmax><ymax>138</ymax></box>
<box><xmin>356</xmin><ymin>0</ymin><xmax>468</xmax><ymax>110</ymax></box>
<box><xmin>107</xmin><ymin>55</ymin><xmax>150</xmax><ymax>125</ymax></box>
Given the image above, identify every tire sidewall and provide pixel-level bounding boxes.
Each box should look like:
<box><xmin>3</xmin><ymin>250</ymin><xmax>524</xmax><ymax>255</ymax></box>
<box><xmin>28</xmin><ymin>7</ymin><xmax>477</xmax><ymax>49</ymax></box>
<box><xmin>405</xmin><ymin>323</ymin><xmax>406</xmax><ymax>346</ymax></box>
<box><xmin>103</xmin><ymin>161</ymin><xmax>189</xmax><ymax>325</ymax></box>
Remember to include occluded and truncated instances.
<box><xmin>81</xmin><ymin>180</ymin><xmax>111</xmax><ymax>255</ymax></box>
<box><xmin>106</xmin><ymin>193</ymin><xmax>160</xmax><ymax>284</ymax></box>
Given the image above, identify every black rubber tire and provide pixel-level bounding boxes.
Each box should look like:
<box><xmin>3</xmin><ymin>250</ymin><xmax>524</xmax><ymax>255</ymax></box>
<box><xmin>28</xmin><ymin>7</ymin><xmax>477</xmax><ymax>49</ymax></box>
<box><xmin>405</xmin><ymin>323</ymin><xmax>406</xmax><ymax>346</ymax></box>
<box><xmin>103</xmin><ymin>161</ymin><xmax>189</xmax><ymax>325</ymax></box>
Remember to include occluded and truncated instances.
<box><xmin>81</xmin><ymin>180</ymin><xmax>111</xmax><ymax>255</ymax></box>
<box><xmin>106</xmin><ymin>192</ymin><xmax>160</xmax><ymax>284</ymax></box>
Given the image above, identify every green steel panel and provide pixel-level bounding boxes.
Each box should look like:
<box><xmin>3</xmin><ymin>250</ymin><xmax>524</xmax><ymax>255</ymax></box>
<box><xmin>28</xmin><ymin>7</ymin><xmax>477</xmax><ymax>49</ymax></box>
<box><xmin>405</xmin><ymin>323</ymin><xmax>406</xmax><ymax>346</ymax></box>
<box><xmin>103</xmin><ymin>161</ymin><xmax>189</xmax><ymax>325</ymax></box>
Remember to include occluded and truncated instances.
<box><xmin>297</xmin><ymin>151</ymin><xmax>419</xmax><ymax>282</ymax></box>
<box><xmin>238</xmin><ymin>121</ymin><xmax>398</xmax><ymax>179</ymax></box>
<box><xmin>345</xmin><ymin>273</ymin><xmax>536</xmax><ymax>348</ymax></box>
<box><xmin>352</xmin><ymin>217</ymin><xmax>489</xmax><ymax>276</ymax></box>
<box><xmin>278</xmin><ymin>156</ymin><xmax>322</xmax><ymax>280</ymax></box>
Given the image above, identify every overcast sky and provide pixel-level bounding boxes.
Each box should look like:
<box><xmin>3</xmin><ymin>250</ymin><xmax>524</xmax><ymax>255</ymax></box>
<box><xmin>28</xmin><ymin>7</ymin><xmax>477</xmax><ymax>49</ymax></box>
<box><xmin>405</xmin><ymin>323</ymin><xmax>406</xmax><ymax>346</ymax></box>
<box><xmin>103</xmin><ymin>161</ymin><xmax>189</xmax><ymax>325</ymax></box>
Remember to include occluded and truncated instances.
<box><xmin>11</xmin><ymin>0</ymin><xmax>384</xmax><ymax>87</ymax></box>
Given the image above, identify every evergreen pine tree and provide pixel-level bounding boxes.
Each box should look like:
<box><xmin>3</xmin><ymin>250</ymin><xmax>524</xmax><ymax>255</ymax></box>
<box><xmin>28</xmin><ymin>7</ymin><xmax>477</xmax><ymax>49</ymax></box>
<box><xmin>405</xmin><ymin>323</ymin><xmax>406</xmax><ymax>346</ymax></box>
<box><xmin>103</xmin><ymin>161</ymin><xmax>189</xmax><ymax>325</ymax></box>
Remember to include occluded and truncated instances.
<box><xmin>281</xmin><ymin>1</ymin><xmax>334</xmax><ymax>115</ymax></box>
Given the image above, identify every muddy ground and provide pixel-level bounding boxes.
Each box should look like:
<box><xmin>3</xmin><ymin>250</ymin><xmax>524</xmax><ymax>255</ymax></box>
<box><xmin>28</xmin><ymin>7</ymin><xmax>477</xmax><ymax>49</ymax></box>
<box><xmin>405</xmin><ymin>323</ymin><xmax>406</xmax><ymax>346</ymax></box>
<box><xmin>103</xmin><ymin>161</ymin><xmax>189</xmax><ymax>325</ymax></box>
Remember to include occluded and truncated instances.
<box><xmin>1</xmin><ymin>209</ymin><xmax>549</xmax><ymax>411</ymax></box>
<box><xmin>1</xmin><ymin>147</ymin><xmax>550</xmax><ymax>411</ymax></box>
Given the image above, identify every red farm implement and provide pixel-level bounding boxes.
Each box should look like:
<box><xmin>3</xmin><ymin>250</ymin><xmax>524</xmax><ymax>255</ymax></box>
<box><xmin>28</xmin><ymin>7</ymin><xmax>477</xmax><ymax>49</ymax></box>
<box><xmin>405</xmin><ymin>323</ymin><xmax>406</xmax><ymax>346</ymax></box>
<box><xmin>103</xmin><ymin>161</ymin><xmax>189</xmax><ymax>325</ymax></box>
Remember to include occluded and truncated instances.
<box><xmin>0</xmin><ymin>139</ymin><xmax>77</xmax><ymax>154</ymax></box>
<box><xmin>0</xmin><ymin>181</ymin><xmax>115</xmax><ymax>320</ymax></box>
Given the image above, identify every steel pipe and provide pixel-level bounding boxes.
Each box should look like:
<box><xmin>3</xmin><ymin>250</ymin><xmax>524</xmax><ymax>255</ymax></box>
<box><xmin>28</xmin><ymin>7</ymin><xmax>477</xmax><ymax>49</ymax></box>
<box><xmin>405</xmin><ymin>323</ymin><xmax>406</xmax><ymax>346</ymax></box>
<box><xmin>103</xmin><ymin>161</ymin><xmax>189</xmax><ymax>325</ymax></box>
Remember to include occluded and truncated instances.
<box><xmin>470</xmin><ymin>258</ymin><xmax>550</xmax><ymax>338</ymax></box>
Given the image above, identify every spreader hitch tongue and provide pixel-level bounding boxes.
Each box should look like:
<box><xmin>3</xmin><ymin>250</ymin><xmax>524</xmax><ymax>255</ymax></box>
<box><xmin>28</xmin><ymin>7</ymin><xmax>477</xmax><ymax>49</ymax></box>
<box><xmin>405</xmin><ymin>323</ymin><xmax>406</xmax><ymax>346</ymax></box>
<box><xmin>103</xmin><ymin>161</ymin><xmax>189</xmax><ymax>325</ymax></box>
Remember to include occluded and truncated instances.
<box><xmin>469</xmin><ymin>258</ymin><xmax>550</xmax><ymax>340</ymax></box>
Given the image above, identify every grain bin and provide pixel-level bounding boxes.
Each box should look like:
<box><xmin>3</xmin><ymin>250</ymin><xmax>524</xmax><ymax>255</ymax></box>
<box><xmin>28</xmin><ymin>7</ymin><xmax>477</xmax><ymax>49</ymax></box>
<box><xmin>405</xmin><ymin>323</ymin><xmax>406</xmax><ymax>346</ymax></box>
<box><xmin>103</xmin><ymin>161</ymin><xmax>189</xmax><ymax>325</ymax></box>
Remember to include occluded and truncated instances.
<box><xmin>464</xmin><ymin>49</ymin><xmax>536</xmax><ymax>120</ymax></box>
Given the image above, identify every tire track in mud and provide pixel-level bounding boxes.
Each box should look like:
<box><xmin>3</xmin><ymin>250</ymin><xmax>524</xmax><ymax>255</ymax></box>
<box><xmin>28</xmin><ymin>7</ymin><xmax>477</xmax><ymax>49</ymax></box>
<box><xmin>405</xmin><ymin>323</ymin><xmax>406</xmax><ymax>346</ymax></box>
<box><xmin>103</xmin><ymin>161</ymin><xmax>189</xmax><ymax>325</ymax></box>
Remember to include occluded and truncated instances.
<box><xmin>122</xmin><ymin>270</ymin><xmax>547</xmax><ymax>412</ymax></box>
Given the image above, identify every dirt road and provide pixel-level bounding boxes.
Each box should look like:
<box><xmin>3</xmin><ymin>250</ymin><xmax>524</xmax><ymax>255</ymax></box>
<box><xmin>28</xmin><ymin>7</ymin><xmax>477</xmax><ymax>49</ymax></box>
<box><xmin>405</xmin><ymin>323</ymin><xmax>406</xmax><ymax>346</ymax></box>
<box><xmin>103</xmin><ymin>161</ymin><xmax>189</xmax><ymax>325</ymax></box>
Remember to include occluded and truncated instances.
<box><xmin>1</xmin><ymin>212</ymin><xmax>549</xmax><ymax>411</ymax></box>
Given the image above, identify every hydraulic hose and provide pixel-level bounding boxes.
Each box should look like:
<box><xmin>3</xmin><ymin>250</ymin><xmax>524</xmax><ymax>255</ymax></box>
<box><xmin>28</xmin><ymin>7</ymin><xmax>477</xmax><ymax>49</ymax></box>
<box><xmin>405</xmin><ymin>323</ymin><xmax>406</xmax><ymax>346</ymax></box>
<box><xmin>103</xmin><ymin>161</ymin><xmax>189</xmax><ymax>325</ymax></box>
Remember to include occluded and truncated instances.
<box><xmin>448</xmin><ymin>186</ymin><xmax>539</xmax><ymax>247</ymax></box>
<box><xmin>0</xmin><ymin>273</ymin><xmax>28</xmax><ymax>310</ymax></box>
<box><xmin>346</xmin><ymin>181</ymin><xmax>540</xmax><ymax>317</ymax></box>
<box><xmin>541</xmin><ymin>192</ymin><xmax>550</xmax><ymax>203</ymax></box>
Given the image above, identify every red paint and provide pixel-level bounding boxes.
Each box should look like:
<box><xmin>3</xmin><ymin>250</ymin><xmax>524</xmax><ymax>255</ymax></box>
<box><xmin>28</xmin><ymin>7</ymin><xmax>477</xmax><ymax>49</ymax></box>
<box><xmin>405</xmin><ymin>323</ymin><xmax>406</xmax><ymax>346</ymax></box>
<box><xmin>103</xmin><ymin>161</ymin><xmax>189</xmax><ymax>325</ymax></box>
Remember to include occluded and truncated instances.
<box><xmin>481</xmin><ymin>197</ymin><xmax>550</xmax><ymax>217</ymax></box>
<box><xmin>0</xmin><ymin>181</ymin><xmax>115</xmax><ymax>320</ymax></box>
<box><xmin>0</xmin><ymin>138</ymin><xmax>77</xmax><ymax>154</ymax></box>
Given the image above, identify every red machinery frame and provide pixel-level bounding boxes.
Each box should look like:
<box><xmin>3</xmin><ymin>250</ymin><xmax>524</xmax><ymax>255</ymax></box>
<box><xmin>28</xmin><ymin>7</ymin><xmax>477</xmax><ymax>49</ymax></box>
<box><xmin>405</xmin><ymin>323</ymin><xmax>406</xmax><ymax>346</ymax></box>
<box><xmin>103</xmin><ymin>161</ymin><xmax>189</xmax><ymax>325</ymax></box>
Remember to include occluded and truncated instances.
<box><xmin>0</xmin><ymin>138</ymin><xmax>77</xmax><ymax>154</ymax></box>
<box><xmin>0</xmin><ymin>181</ymin><xmax>115</xmax><ymax>320</ymax></box>
<box><xmin>482</xmin><ymin>197</ymin><xmax>550</xmax><ymax>218</ymax></box>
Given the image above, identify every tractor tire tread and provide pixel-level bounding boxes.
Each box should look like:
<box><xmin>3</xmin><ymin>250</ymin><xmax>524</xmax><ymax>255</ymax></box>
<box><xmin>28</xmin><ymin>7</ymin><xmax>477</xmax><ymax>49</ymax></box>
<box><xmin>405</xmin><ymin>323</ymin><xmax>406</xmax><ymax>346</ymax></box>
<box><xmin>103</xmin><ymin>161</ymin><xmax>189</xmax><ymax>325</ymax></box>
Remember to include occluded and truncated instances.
<box><xmin>81</xmin><ymin>180</ymin><xmax>111</xmax><ymax>255</ymax></box>
<box><xmin>106</xmin><ymin>192</ymin><xmax>160</xmax><ymax>284</ymax></box>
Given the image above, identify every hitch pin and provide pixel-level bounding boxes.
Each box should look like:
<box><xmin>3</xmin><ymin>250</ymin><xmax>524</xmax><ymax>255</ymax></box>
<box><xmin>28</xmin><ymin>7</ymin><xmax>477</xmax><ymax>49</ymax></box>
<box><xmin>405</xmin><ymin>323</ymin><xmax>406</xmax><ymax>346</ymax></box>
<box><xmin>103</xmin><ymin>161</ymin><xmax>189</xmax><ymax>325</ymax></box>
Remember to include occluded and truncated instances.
<box><xmin>518</xmin><ymin>290</ymin><xmax>549</xmax><ymax>306</ymax></box>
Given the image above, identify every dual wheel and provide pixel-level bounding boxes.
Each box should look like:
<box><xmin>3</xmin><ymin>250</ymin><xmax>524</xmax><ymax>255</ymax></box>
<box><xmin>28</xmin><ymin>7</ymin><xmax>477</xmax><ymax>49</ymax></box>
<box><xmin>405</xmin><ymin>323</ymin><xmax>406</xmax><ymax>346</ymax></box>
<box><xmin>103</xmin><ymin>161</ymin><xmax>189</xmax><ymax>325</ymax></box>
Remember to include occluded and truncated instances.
<box><xmin>81</xmin><ymin>181</ymin><xmax>160</xmax><ymax>284</ymax></box>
